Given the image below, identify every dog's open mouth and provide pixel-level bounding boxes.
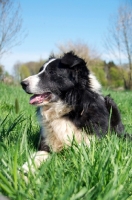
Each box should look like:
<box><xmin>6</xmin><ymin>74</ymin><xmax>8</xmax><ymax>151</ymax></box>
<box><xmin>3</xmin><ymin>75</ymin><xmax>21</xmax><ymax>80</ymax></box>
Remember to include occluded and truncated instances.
<box><xmin>29</xmin><ymin>92</ymin><xmax>51</xmax><ymax>105</ymax></box>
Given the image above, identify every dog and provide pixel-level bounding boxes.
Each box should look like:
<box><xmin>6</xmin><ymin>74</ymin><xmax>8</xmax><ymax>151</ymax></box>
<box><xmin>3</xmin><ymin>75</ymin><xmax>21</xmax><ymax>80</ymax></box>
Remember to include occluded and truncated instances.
<box><xmin>21</xmin><ymin>51</ymin><xmax>125</xmax><ymax>173</ymax></box>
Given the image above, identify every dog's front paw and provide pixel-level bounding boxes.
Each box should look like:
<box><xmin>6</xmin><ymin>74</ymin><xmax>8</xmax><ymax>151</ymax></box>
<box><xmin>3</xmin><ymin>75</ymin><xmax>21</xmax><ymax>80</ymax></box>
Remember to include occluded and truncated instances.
<box><xmin>21</xmin><ymin>151</ymin><xmax>49</xmax><ymax>174</ymax></box>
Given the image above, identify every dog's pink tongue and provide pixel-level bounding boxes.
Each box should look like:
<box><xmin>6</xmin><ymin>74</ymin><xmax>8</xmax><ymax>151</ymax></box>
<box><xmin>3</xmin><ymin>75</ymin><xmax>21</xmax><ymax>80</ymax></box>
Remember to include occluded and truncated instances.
<box><xmin>30</xmin><ymin>94</ymin><xmax>44</xmax><ymax>104</ymax></box>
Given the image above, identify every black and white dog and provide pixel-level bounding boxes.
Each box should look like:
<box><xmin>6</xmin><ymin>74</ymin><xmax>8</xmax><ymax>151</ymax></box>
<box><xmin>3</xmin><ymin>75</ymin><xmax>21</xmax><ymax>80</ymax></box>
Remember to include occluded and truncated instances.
<box><xmin>21</xmin><ymin>51</ymin><xmax>125</xmax><ymax>172</ymax></box>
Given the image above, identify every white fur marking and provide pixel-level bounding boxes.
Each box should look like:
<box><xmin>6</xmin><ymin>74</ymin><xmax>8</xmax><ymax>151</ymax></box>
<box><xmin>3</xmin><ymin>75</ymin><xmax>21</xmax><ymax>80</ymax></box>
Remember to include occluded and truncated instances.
<box><xmin>40</xmin><ymin>58</ymin><xmax>56</xmax><ymax>74</ymax></box>
<box><xmin>22</xmin><ymin>151</ymin><xmax>49</xmax><ymax>173</ymax></box>
<box><xmin>89</xmin><ymin>73</ymin><xmax>101</xmax><ymax>93</ymax></box>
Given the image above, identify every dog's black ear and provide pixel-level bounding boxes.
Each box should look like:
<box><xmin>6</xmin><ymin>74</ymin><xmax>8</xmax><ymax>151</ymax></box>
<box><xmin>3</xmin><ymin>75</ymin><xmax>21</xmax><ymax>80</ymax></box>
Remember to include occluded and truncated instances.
<box><xmin>61</xmin><ymin>52</ymin><xmax>84</xmax><ymax>68</ymax></box>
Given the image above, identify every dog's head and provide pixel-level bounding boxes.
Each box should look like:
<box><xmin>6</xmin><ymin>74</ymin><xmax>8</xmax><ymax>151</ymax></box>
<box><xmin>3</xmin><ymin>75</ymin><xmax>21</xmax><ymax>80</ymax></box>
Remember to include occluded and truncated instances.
<box><xmin>21</xmin><ymin>52</ymin><xmax>101</xmax><ymax>106</ymax></box>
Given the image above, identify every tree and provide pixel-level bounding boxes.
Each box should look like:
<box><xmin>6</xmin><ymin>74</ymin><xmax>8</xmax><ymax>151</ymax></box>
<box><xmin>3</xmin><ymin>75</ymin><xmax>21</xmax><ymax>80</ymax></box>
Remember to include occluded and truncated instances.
<box><xmin>13</xmin><ymin>61</ymin><xmax>22</xmax><ymax>81</ymax></box>
<box><xmin>104</xmin><ymin>3</ymin><xmax>132</xmax><ymax>89</ymax></box>
<box><xmin>56</xmin><ymin>40</ymin><xmax>100</xmax><ymax>67</ymax></box>
<box><xmin>19</xmin><ymin>64</ymin><xmax>30</xmax><ymax>81</ymax></box>
<box><xmin>0</xmin><ymin>64</ymin><xmax>4</xmax><ymax>79</ymax></box>
<box><xmin>13</xmin><ymin>59</ymin><xmax>46</xmax><ymax>82</ymax></box>
<box><xmin>0</xmin><ymin>0</ymin><xmax>24</xmax><ymax>58</ymax></box>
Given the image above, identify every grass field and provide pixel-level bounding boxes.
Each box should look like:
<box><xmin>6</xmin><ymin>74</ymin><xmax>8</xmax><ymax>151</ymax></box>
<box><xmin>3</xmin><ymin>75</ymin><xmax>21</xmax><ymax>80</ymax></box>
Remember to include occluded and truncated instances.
<box><xmin>0</xmin><ymin>83</ymin><xmax>132</xmax><ymax>200</ymax></box>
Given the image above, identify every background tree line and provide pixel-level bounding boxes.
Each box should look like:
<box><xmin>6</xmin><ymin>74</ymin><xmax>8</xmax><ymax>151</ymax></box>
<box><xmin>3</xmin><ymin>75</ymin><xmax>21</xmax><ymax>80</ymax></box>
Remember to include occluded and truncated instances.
<box><xmin>10</xmin><ymin>40</ymin><xmax>127</xmax><ymax>89</ymax></box>
<box><xmin>0</xmin><ymin>40</ymin><xmax>129</xmax><ymax>89</ymax></box>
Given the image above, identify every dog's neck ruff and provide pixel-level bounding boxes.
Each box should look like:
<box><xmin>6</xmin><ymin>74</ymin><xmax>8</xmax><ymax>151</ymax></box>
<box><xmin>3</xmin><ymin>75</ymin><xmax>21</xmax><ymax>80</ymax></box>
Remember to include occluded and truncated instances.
<box><xmin>40</xmin><ymin>101</ymin><xmax>72</xmax><ymax>121</ymax></box>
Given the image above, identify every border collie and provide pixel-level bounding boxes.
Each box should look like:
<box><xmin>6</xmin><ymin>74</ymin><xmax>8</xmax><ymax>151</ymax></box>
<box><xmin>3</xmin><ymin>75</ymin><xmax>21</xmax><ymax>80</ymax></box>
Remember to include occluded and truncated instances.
<box><xmin>21</xmin><ymin>51</ymin><xmax>125</xmax><ymax>172</ymax></box>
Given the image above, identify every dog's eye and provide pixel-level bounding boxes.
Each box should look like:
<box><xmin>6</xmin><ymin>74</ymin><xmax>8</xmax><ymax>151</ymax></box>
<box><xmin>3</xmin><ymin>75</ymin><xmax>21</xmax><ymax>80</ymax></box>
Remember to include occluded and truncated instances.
<box><xmin>49</xmin><ymin>70</ymin><xmax>55</xmax><ymax>75</ymax></box>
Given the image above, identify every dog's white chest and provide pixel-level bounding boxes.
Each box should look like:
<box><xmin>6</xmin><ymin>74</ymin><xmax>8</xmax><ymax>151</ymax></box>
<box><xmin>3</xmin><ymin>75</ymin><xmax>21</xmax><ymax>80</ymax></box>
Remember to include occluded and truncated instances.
<box><xmin>38</xmin><ymin>104</ymin><xmax>90</xmax><ymax>152</ymax></box>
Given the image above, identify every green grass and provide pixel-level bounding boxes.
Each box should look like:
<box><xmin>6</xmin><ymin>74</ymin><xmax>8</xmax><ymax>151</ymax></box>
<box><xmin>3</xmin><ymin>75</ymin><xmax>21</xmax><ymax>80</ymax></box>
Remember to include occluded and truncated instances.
<box><xmin>0</xmin><ymin>83</ymin><xmax>132</xmax><ymax>200</ymax></box>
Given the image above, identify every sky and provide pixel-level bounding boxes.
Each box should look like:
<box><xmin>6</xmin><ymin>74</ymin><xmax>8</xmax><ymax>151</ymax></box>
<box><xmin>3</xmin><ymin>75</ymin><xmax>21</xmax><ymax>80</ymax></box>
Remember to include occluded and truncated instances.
<box><xmin>0</xmin><ymin>0</ymin><xmax>125</xmax><ymax>74</ymax></box>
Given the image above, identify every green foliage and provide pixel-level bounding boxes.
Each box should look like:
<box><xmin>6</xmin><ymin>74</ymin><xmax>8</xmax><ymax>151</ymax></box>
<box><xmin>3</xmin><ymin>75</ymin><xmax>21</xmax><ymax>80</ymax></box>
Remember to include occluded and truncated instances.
<box><xmin>0</xmin><ymin>65</ymin><xmax>4</xmax><ymax>80</ymax></box>
<box><xmin>19</xmin><ymin>65</ymin><xmax>30</xmax><ymax>81</ymax></box>
<box><xmin>0</xmin><ymin>65</ymin><xmax>4</xmax><ymax>75</ymax></box>
<box><xmin>13</xmin><ymin>59</ymin><xmax>46</xmax><ymax>82</ymax></box>
<box><xmin>90</xmin><ymin>61</ymin><xmax>127</xmax><ymax>88</ymax></box>
<box><xmin>0</xmin><ymin>83</ymin><xmax>132</xmax><ymax>199</ymax></box>
<box><xmin>90</xmin><ymin>63</ymin><xmax>108</xmax><ymax>86</ymax></box>
<box><xmin>109</xmin><ymin>67</ymin><xmax>123</xmax><ymax>87</ymax></box>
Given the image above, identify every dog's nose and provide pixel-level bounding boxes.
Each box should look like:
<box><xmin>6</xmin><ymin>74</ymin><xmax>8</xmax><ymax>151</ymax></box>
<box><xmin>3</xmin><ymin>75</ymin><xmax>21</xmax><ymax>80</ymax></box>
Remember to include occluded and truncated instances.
<box><xmin>21</xmin><ymin>79</ymin><xmax>29</xmax><ymax>90</ymax></box>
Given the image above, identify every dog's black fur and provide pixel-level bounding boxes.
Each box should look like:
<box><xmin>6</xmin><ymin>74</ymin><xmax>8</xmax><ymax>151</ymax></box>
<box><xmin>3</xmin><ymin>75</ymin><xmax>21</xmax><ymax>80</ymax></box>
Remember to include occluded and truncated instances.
<box><xmin>21</xmin><ymin>52</ymin><xmax>126</xmax><ymax>154</ymax></box>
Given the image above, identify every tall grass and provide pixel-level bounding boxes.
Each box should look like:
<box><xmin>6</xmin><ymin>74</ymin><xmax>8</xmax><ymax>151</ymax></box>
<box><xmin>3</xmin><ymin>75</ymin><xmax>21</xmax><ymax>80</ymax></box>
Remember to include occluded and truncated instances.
<box><xmin>0</xmin><ymin>83</ymin><xmax>132</xmax><ymax>200</ymax></box>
